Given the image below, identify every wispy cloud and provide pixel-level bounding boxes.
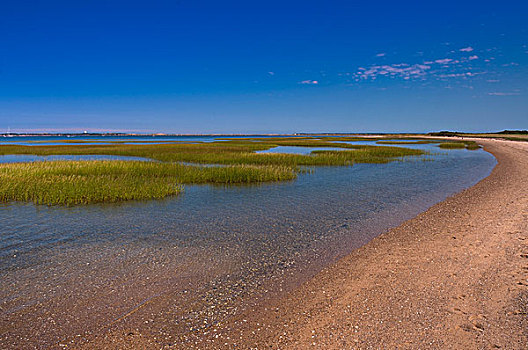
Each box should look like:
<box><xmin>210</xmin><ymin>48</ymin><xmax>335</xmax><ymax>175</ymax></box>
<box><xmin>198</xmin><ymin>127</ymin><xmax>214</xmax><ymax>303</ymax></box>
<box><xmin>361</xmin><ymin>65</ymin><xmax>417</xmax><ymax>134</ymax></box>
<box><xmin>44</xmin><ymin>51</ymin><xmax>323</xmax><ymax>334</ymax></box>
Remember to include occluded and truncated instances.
<box><xmin>434</xmin><ymin>58</ymin><xmax>453</xmax><ymax>64</ymax></box>
<box><xmin>437</xmin><ymin>72</ymin><xmax>478</xmax><ymax>78</ymax></box>
<box><xmin>353</xmin><ymin>54</ymin><xmax>470</xmax><ymax>81</ymax></box>
<box><xmin>376</xmin><ymin>53</ymin><xmax>386</xmax><ymax>57</ymax></box>
<box><xmin>487</xmin><ymin>92</ymin><xmax>521</xmax><ymax>96</ymax></box>
<box><xmin>299</xmin><ymin>80</ymin><xmax>319</xmax><ymax>85</ymax></box>
<box><xmin>340</xmin><ymin>45</ymin><xmax>517</xmax><ymax>88</ymax></box>
<box><xmin>355</xmin><ymin>64</ymin><xmax>431</xmax><ymax>80</ymax></box>
<box><xmin>268</xmin><ymin>71</ymin><xmax>275</xmax><ymax>76</ymax></box>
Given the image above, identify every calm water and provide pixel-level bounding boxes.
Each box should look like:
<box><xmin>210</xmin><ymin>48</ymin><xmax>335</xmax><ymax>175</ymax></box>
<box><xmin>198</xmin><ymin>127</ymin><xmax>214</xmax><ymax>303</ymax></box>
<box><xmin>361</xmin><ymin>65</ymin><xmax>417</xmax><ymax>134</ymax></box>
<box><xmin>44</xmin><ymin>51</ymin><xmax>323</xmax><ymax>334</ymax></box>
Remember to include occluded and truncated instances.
<box><xmin>0</xmin><ymin>134</ymin><xmax>283</xmax><ymax>146</ymax></box>
<box><xmin>0</xmin><ymin>139</ymin><xmax>497</xmax><ymax>347</ymax></box>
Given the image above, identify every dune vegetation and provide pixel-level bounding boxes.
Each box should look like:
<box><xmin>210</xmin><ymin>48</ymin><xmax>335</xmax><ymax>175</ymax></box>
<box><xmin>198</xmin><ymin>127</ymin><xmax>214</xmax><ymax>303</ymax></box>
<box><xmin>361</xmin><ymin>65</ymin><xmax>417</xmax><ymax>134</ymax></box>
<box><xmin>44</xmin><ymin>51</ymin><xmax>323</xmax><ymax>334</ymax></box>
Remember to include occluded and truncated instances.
<box><xmin>0</xmin><ymin>137</ymin><xmax>436</xmax><ymax>205</ymax></box>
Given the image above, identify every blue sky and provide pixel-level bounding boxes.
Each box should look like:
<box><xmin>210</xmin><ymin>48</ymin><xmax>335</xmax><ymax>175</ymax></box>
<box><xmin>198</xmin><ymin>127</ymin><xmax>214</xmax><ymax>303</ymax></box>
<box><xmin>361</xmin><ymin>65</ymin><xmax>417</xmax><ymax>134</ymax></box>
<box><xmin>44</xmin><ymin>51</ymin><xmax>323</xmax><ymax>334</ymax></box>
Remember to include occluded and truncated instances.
<box><xmin>1</xmin><ymin>1</ymin><xmax>527</xmax><ymax>134</ymax></box>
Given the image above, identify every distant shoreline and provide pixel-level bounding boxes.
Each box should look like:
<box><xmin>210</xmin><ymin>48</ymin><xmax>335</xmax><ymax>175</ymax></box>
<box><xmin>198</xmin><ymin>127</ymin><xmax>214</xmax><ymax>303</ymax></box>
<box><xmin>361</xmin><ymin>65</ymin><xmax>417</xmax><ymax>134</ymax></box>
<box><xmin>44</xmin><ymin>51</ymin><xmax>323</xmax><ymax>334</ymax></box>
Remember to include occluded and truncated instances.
<box><xmin>1</xmin><ymin>130</ymin><xmax>526</xmax><ymax>138</ymax></box>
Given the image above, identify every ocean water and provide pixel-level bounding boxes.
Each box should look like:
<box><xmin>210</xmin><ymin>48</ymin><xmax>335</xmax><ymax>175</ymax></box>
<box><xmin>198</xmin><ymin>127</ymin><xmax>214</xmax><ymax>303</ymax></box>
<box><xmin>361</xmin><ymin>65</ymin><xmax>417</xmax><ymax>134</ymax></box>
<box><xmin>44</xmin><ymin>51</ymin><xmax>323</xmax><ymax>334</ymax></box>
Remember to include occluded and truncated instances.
<box><xmin>0</xmin><ymin>134</ymin><xmax>282</xmax><ymax>146</ymax></box>
<box><xmin>0</xmin><ymin>139</ymin><xmax>497</xmax><ymax>347</ymax></box>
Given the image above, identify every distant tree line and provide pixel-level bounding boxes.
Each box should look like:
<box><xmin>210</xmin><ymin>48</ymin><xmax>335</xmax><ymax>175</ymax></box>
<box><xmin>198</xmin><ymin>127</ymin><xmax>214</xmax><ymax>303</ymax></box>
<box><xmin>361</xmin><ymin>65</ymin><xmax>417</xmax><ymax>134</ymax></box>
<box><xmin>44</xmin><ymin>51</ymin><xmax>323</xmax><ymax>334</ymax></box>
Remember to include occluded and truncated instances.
<box><xmin>428</xmin><ymin>130</ymin><xmax>528</xmax><ymax>136</ymax></box>
<box><xmin>496</xmin><ymin>130</ymin><xmax>528</xmax><ymax>134</ymax></box>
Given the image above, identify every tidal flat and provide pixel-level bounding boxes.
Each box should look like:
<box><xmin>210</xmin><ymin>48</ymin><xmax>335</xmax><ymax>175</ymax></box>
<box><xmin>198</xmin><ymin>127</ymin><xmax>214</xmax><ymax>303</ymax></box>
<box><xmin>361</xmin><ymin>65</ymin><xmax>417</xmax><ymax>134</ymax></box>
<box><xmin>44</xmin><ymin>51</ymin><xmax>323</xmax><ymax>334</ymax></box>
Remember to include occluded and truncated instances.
<box><xmin>0</xmin><ymin>135</ymin><xmax>497</xmax><ymax>349</ymax></box>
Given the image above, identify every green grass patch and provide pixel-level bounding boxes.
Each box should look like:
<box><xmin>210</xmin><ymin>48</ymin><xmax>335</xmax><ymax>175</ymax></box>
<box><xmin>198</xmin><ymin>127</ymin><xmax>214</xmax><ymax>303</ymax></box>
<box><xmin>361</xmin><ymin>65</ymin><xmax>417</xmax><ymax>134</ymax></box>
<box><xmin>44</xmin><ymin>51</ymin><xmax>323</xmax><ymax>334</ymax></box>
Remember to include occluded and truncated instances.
<box><xmin>376</xmin><ymin>140</ymin><xmax>438</xmax><ymax>145</ymax></box>
<box><xmin>438</xmin><ymin>142</ymin><xmax>466</xmax><ymax>149</ymax></box>
<box><xmin>0</xmin><ymin>161</ymin><xmax>296</xmax><ymax>205</ymax></box>
<box><xmin>0</xmin><ymin>138</ymin><xmax>427</xmax><ymax>205</ymax></box>
<box><xmin>315</xmin><ymin>136</ymin><xmax>381</xmax><ymax>142</ymax></box>
<box><xmin>311</xmin><ymin>145</ymin><xmax>424</xmax><ymax>164</ymax></box>
<box><xmin>0</xmin><ymin>139</ymin><xmax>425</xmax><ymax>166</ymax></box>
<box><xmin>438</xmin><ymin>141</ymin><xmax>480</xmax><ymax>150</ymax></box>
<box><xmin>464</xmin><ymin>141</ymin><xmax>480</xmax><ymax>150</ymax></box>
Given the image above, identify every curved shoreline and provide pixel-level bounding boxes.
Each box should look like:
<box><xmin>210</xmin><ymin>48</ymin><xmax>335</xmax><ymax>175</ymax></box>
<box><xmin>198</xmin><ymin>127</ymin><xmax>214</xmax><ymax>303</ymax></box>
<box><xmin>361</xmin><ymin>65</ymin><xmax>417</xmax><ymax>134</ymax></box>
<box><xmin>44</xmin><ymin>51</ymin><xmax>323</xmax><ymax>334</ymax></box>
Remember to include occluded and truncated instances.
<box><xmin>207</xmin><ymin>139</ymin><xmax>528</xmax><ymax>349</ymax></box>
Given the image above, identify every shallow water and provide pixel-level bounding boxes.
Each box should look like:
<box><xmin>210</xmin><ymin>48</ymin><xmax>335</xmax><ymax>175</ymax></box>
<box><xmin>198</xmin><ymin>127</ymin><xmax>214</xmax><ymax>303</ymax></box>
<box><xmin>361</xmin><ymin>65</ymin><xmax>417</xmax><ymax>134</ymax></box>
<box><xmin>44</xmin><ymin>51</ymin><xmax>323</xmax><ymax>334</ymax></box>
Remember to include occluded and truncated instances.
<box><xmin>0</xmin><ymin>134</ymin><xmax>285</xmax><ymax>146</ymax></box>
<box><xmin>0</xmin><ymin>141</ymin><xmax>497</xmax><ymax>347</ymax></box>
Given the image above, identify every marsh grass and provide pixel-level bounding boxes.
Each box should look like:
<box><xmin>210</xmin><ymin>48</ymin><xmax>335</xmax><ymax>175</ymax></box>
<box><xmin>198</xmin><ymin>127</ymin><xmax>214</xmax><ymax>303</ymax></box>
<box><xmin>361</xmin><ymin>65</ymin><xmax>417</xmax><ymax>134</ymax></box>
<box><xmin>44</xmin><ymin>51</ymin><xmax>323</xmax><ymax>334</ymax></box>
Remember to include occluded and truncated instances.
<box><xmin>438</xmin><ymin>142</ymin><xmax>466</xmax><ymax>149</ymax></box>
<box><xmin>0</xmin><ymin>139</ymin><xmax>425</xmax><ymax>164</ymax></box>
<box><xmin>316</xmin><ymin>136</ymin><xmax>381</xmax><ymax>142</ymax></box>
<box><xmin>0</xmin><ymin>161</ymin><xmax>296</xmax><ymax>205</ymax></box>
<box><xmin>0</xmin><ymin>141</ymin><xmax>425</xmax><ymax>166</ymax></box>
<box><xmin>0</xmin><ymin>138</ymin><xmax>427</xmax><ymax>205</ymax></box>
<box><xmin>464</xmin><ymin>141</ymin><xmax>480</xmax><ymax>150</ymax></box>
<box><xmin>311</xmin><ymin>146</ymin><xmax>424</xmax><ymax>163</ymax></box>
<box><xmin>376</xmin><ymin>140</ymin><xmax>439</xmax><ymax>145</ymax></box>
<box><xmin>438</xmin><ymin>141</ymin><xmax>480</xmax><ymax>150</ymax></box>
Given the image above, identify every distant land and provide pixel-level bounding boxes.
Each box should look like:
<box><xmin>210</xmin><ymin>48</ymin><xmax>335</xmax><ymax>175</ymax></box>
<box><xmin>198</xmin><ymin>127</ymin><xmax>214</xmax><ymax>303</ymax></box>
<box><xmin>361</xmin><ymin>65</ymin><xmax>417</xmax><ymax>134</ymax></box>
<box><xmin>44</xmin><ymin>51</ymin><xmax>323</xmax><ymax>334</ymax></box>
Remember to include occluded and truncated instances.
<box><xmin>0</xmin><ymin>130</ymin><xmax>527</xmax><ymax>138</ymax></box>
<box><xmin>0</xmin><ymin>132</ymin><xmax>286</xmax><ymax>137</ymax></box>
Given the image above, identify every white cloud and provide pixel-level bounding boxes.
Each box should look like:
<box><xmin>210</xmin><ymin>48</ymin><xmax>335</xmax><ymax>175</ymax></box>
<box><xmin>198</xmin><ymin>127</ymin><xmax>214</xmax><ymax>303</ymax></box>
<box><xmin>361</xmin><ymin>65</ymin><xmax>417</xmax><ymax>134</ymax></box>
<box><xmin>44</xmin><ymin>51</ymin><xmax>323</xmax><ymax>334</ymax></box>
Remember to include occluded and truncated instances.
<box><xmin>435</xmin><ymin>58</ymin><xmax>453</xmax><ymax>64</ymax></box>
<box><xmin>437</xmin><ymin>72</ymin><xmax>475</xmax><ymax>78</ymax></box>
<box><xmin>354</xmin><ymin>63</ymin><xmax>431</xmax><ymax>80</ymax></box>
<box><xmin>488</xmin><ymin>92</ymin><xmax>521</xmax><ymax>96</ymax></box>
<box><xmin>299</xmin><ymin>80</ymin><xmax>319</xmax><ymax>85</ymax></box>
<box><xmin>376</xmin><ymin>53</ymin><xmax>386</xmax><ymax>57</ymax></box>
<box><xmin>349</xmin><ymin>49</ymin><xmax>494</xmax><ymax>84</ymax></box>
